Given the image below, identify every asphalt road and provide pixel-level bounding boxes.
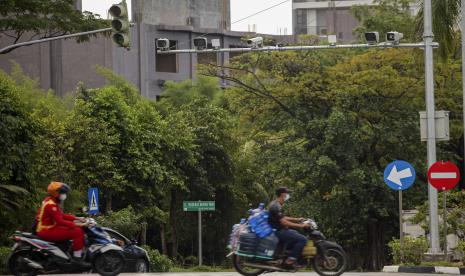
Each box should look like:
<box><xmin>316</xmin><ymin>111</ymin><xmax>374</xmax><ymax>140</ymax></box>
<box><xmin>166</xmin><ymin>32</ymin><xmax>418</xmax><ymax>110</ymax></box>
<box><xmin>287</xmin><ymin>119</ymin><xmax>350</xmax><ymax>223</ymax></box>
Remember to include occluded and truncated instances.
<box><xmin>51</xmin><ymin>273</ymin><xmax>457</xmax><ymax>276</ymax></box>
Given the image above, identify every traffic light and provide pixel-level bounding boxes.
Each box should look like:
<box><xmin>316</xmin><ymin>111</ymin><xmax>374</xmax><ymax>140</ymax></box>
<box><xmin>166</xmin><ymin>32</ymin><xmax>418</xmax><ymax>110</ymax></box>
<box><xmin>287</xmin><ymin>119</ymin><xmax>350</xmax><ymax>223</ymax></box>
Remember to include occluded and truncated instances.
<box><xmin>109</xmin><ymin>1</ymin><xmax>130</xmax><ymax>49</ymax></box>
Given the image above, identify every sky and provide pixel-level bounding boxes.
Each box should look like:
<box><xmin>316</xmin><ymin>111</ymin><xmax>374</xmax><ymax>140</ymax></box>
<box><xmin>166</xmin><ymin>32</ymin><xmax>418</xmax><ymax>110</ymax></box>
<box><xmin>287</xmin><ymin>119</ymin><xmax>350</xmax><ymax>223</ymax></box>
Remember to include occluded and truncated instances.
<box><xmin>82</xmin><ymin>0</ymin><xmax>292</xmax><ymax>35</ymax></box>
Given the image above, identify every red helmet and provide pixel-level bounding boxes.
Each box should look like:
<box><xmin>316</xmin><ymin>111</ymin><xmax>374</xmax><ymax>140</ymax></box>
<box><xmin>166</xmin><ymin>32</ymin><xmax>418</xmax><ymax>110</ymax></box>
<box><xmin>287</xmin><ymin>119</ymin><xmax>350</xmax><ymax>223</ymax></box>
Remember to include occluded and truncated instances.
<box><xmin>47</xmin><ymin>182</ymin><xmax>70</xmax><ymax>198</ymax></box>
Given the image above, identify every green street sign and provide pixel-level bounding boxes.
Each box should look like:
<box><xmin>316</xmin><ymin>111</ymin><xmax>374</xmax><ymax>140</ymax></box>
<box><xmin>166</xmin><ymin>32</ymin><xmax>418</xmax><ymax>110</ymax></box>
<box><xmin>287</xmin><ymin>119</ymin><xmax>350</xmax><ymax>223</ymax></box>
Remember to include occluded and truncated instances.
<box><xmin>183</xmin><ymin>201</ymin><xmax>215</xmax><ymax>211</ymax></box>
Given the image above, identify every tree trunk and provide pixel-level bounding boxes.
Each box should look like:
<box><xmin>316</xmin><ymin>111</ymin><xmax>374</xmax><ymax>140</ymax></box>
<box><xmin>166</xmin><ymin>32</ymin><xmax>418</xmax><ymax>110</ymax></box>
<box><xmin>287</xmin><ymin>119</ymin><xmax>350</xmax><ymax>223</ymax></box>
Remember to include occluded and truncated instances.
<box><xmin>161</xmin><ymin>224</ymin><xmax>168</xmax><ymax>255</ymax></box>
<box><xmin>140</xmin><ymin>222</ymin><xmax>147</xmax><ymax>245</ymax></box>
<box><xmin>106</xmin><ymin>192</ymin><xmax>112</xmax><ymax>212</ymax></box>
<box><xmin>364</xmin><ymin>220</ymin><xmax>385</xmax><ymax>270</ymax></box>
<box><xmin>169</xmin><ymin>189</ymin><xmax>179</xmax><ymax>259</ymax></box>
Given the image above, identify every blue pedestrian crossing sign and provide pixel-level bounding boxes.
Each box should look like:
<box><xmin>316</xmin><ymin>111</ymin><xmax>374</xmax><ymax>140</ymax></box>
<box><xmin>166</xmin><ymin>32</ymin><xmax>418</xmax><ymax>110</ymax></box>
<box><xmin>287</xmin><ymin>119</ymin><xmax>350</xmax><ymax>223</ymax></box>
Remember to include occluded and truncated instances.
<box><xmin>88</xmin><ymin>188</ymin><xmax>99</xmax><ymax>215</ymax></box>
<box><xmin>383</xmin><ymin>160</ymin><xmax>416</xmax><ymax>191</ymax></box>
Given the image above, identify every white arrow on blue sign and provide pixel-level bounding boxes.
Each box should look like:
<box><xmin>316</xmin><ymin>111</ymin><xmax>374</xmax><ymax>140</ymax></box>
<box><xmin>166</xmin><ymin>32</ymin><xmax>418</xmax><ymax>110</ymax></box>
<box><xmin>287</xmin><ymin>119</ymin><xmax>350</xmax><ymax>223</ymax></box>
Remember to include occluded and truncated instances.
<box><xmin>88</xmin><ymin>188</ymin><xmax>99</xmax><ymax>215</ymax></box>
<box><xmin>383</xmin><ymin>160</ymin><xmax>416</xmax><ymax>190</ymax></box>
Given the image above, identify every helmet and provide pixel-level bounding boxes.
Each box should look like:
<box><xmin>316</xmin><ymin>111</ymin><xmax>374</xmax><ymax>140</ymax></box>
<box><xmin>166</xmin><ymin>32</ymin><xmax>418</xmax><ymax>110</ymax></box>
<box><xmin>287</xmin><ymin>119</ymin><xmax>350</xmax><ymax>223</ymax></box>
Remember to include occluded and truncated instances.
<box><xmin>47</xmin><ymin>182</ymin><xmax>70</xmax><ymax>198</ymax></box>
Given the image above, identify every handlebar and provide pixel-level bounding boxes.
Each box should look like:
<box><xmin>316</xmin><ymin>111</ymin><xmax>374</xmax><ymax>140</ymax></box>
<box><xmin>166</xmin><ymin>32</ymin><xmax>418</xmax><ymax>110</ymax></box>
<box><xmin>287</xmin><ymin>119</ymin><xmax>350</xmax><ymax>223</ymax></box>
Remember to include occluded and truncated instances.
<box><xmin>75</xmin><ymin>218</ymin><xmax>97</xmax><ymax>228</ymax></box>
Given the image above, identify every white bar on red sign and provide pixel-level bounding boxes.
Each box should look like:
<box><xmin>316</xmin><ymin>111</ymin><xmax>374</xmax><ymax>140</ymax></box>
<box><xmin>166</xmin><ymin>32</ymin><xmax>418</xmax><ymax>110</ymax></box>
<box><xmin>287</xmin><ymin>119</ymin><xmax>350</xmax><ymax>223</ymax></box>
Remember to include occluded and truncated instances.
<box><xmin>430</xmin><ymin>172</ymin><xmax>457</xmax><ymax>179</ymax></box>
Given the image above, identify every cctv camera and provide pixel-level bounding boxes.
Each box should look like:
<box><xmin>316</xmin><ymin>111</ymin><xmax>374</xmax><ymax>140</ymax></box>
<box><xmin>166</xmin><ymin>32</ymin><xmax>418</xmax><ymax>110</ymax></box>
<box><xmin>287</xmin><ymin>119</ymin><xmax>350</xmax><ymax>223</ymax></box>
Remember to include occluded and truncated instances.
<box><xmin>364</xmin><ymin>32</ymin><xmax>379</xmax><ymax>45</ymax></box>
<box><xmin>211</xmin><ymin>39</ymin><xmax>221</xmax><ymax>50</ymax></box>
<box><xmin>156</xmin><ymin>38</ymin><xmax>170</xmax><ymax>51</ymax></box>
<box><xmin>247</xmin><ymin>37</ymin><xmax>263</xmax><ymax>48</ymax></box>
<box><xmin>193</xmin><ymin>37</ymin><xmax>208</xmax><ymax>50</ymax></box>
<box><xmin>386</xmin><ymin>32</ymin><xmax>403</xmax><ymax>45</ymax></box>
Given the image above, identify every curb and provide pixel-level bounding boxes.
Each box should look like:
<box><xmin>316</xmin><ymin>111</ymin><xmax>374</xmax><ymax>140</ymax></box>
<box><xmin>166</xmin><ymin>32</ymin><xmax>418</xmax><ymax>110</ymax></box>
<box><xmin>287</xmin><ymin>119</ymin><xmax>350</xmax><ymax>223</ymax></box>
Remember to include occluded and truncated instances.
<box><xmin>383</xmin><ymin>265</ymin><xmax>465</xmax><ymax>274</ymax></box>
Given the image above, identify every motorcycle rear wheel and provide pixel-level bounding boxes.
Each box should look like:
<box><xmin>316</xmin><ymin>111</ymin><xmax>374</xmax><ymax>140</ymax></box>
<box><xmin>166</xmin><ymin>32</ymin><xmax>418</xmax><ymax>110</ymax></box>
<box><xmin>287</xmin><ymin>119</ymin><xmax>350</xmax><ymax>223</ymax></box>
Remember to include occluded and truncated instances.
<box><xmin>93</xmin><ymin>250</ymin><xmax>125</xmax><ymax>276</ymax></box>
<box><xmin>312</xmin><ymin>248</ymin><xmax>347</xmax><ymax>276</ymax></box>
<box><xmin>8</xmin><ymin>250</ymin><xmax>42</xmax><ymax>276</ymax></box>
<box><xmin>232</xmin><ymin>254</ymin><xmax>266</xmax><ymax>276</ymax></box>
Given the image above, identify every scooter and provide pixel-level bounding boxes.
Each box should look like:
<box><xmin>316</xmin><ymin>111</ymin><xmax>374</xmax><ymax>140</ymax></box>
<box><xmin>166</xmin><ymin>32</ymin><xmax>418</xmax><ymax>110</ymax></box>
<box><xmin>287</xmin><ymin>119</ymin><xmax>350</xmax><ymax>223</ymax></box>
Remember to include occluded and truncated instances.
<box><xmin>231</xmin><ymin>219</ymin><xmax>347</xmax><ymax>276</ymax></box>
<box><xmin>8</xmin><ymin>218</ymin><xmax>125</xmax><ymax>276</ymax></box>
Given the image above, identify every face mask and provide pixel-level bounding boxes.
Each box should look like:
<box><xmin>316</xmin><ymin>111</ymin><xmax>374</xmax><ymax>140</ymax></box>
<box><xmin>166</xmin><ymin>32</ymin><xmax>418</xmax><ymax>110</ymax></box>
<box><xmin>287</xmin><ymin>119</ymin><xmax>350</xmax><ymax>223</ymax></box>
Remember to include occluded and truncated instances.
<box><xmin>284</xmin><ymin>194</ymin><xmax>290</xmax><ymax>201</ymax></box>
<box><xmin>59</xmin><ymin>194</ymin><xmax>67</xmax><ymax>201</ymax></box>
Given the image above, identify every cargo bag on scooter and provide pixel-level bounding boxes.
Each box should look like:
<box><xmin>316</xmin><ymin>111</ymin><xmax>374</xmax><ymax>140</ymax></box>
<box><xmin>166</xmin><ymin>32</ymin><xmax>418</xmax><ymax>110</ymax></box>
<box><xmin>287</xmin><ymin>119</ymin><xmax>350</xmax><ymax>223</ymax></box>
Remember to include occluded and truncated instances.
<box><xmin>236</xmin><ymin>232</ymin><xmax>279</xmax><ymax>260</ymax></box>
<box><xmin>236</xmin><ymin>232</ymin><xmax>258</xmax><ymax>257</ymax></box>
<box><xmin>255</xmin><ymin>233</ymin><xmax>279</xmax><ymax>259</ymax></box>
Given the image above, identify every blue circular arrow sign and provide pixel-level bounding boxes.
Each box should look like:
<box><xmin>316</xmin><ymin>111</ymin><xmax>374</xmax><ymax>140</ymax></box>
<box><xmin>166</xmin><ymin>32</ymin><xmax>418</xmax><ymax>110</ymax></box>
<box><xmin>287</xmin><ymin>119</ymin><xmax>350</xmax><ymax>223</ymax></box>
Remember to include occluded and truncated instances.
<box><xmin>383</xmin><ymin>160</ymin><xmax>416</xmax><ymax>191</ymax></box>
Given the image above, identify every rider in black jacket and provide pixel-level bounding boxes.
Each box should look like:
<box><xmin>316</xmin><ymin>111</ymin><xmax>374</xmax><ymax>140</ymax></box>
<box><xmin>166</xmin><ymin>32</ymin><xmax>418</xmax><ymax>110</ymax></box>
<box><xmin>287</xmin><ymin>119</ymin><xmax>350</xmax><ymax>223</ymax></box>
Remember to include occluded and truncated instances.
<box><xmin>268</xmin><ymin>187</ymin><xmax>309</xmax><ymax>269</ymax></box>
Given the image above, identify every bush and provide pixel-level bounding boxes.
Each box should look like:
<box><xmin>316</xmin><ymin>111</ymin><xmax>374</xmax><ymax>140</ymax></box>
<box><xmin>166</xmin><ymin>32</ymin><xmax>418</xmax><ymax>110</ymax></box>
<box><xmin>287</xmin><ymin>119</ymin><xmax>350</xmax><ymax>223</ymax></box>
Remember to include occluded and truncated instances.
<box><xmin>388</xmin><ymin>236</ymin><xmax>428</xmax><ymax>265</ymax></box>
<box><xmin>183</xmin><ymin>255</ymin><xmax>198</xmax><ymax>267</ymax></box>
<box><xmin>0</xmin><ymin>247</ymin><xmax>10</xmax><ymax>274</ymax></box>
<box><xmin>142</xmin><ymin>245</ymin><xmax>172</xmax><ymax>272</ymax></box>
<box><xmin>454</xmin><ymin>240</ymin><xmax>465</xmax><ymax>263</ymax></box>
<box><xmin>96</xmin><ymin>206</ymin><xmax>142</xmax><ymax>239</ymax></box>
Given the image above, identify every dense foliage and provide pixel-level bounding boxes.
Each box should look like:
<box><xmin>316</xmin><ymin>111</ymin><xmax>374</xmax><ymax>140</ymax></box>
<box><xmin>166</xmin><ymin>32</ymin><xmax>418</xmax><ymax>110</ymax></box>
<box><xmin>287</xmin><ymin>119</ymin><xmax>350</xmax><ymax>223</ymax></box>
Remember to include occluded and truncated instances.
<box><xmin>1</xmin><ymin>0</ymin><xmax>465</xmax><ymax>271</ymax></box>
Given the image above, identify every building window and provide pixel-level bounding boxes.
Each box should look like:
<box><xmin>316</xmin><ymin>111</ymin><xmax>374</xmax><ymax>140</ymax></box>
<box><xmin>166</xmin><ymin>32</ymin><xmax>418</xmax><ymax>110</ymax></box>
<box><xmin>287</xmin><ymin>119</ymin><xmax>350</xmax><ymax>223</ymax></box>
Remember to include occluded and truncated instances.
<box><xmin>156</xmin><ymin>39</ymin><xmax>178</xmax><ymax>73</ymax></box>
<box><xmin>197</xmin><ymin>43</ymin><xmax>218</xmax><ymax>65</ymax></box>
<box><xmin>296</xmin><ymin>9</ymin><xmax>306</xmax><ymax>24</ymax></box>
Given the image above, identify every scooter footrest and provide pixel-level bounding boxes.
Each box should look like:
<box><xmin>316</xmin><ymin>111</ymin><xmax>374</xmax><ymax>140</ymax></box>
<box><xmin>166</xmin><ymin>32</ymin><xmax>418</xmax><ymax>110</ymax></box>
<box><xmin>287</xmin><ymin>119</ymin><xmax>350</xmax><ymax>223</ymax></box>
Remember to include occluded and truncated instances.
<box><xmin>235</xmin><ymin>251</ymin><xmax>273</xmax><ymax>260</ymax></box>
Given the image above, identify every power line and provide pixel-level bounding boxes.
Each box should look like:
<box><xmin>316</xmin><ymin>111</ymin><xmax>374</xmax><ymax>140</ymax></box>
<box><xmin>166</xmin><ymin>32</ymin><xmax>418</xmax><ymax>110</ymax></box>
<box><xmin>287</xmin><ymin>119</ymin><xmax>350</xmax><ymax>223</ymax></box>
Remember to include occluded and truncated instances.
<box><xmin>168</xmin><ymin>0</ymin><xmax>292</xmax><ymax>50</ymax></box>
<box><xmin>231</xmin><ymin>0</ymin><xmax>291</xmax><ymax>25</ymax></box>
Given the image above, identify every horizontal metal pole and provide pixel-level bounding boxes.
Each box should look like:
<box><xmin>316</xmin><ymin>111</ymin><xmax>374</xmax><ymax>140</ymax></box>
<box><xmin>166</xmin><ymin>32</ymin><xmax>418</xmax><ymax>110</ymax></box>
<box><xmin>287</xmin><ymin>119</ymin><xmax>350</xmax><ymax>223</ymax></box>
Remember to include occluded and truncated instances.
<box><xmin>0</xmin><ymin>27</ymin><xmax>112</xmax><ymax>54</ymax></box>
<box><xmin>158</xmin><ymin>42</ymin><xmax>439</xmax><ymax>54</ymax></box>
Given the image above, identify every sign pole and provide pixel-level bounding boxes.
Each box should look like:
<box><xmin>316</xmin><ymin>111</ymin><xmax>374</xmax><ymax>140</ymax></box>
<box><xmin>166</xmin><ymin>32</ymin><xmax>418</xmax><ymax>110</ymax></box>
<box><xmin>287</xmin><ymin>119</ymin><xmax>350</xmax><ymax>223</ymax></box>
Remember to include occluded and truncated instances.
<box><xmin>198</xmin><ymin>209</ymin><xmax>202</xmax><ymax>267</ymax></box>
<box><xmin>443</xmin><ymin>189</ymin><xmax>448</xmax><ymax>260</ymax></box>
<box><xmin>427</xmin><ymin>161</ymin><xmax>460</xmax><ymax>259</ymax></box>
<box><xmin>399</xmin><ymin>190</ymin><xmax>404</xmax><ymax>262</ymax></box>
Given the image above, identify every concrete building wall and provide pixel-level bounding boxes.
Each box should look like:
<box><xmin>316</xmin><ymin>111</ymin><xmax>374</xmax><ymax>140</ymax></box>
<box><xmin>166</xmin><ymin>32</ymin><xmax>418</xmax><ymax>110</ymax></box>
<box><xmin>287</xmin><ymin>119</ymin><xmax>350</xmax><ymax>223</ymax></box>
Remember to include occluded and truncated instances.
<box><xmin>133</xmin><ymin>0</ymin><xmax>230</xmax><ymax>30</ymax></box>
<box><xmin>0</xmin><ymin>1</ymin><xmax>282</xmax><ymax>99</ymax></box>
<box><xmin>293</xmin><ymin>0</ymin><xmax>375</xmax><ymax>41</ymax></box>
<box><xmin>0</xmin><ymin>34</ymin><xmax>116</xmax><ymax>96</ymax></box>
<box><xmin>141</xmin><ymin>24</ymin><xmax>248</xmax><ymax>98</ymax></box>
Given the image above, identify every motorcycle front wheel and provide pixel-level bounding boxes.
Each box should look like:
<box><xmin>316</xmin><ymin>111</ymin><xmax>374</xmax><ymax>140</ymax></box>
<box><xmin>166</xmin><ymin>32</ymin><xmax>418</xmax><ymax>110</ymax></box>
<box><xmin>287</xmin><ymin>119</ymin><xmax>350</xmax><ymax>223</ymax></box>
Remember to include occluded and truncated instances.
<box><xmin>93</xmin><ymin>250</ymin><xmax>125</xmax><ymax>276</ymax></box>
<box><xmin>312</xmin><ymin>248</ymin><xmax>347</xmax><ymax>276</ymax></box>
<box><xmin>232</xmin><ymin>254</ymin><xmax>265</xmax><ymax>276</ymax></box>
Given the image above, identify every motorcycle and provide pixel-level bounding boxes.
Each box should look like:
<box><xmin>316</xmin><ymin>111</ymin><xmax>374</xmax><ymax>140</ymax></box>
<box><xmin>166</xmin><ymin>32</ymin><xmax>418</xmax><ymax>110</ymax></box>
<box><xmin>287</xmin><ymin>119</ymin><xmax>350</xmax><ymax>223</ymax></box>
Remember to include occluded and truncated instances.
<box><xmin>8</xmin><ymin>218</ymin><xmax>125</xmax><ymax>276</ymax></box>
<box><xmin>231</xmin><ymin>219</ymin><xmax>347</xmax><ymax>276</ymax></box>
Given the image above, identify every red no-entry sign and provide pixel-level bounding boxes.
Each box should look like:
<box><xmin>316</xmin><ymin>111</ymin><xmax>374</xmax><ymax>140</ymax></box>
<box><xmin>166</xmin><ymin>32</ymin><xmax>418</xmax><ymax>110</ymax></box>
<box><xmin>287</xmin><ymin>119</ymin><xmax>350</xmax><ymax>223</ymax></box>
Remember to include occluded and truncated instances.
<box><xmin>427</xmin><ymin>161</ymin><xmax>460</xmax><ymax>191</ymax></box>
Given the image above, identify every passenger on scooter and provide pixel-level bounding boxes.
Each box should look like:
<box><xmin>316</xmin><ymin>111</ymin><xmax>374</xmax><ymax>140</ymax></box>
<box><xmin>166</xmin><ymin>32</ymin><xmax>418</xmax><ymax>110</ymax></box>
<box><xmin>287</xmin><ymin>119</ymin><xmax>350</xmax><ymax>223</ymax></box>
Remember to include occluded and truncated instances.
<box><xmin>35</xmin><ymin>182</ymin><xmax>89</xmax><ymax>267</ymax></box>
<box><xmin>268</xmin><ymin>187</ymin><xmax>309</xmax><ymax>269</ymax></box>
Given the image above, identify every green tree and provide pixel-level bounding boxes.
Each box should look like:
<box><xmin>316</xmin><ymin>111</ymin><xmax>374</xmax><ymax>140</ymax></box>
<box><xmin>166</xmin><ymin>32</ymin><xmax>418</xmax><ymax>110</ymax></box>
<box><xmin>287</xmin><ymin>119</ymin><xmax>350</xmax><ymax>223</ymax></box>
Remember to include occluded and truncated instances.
<box><xmin>203</xmin><ymin>48</ymin><xmax>428</xmax><ymax>269</ymax></box>
<box><xmin>352</xmin><ymin>0</ymin><xmax>416</xmax><ymax>42</ymax></box>
<box><xmin>0</xmin><ymin>0</ymin><xmax>107</xmax><ymax>53</ymax></box>
<box><xmin>415</xmin><ymin>0</ymin><xmax>461</xmax><ymax>59</ymax></box>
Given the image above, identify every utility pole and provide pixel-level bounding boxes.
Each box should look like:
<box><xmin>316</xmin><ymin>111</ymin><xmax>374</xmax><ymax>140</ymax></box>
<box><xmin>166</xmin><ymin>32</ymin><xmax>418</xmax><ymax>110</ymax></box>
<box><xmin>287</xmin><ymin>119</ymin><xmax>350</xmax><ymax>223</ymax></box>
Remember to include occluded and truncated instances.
<box><xmin>423</xmin><ymin>0</ymin><xmax>440</xmax><ymax>254</ymax></box>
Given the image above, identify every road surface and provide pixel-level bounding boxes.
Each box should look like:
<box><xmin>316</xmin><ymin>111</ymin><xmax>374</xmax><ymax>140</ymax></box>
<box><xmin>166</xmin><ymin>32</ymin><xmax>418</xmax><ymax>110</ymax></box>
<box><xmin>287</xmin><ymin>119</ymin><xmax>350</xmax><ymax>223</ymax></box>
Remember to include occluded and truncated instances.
<box><xmin>50</xmin><ymin>272</ymin><xmax>457</xmax><ymax>276</ymax></box>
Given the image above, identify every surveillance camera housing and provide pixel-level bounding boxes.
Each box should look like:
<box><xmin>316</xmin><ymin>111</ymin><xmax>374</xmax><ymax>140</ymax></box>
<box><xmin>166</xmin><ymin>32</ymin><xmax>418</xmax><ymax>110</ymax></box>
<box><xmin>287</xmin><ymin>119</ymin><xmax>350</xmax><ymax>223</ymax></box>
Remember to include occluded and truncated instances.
<box><xmin>157</xmin><ymin>38</ymin><xmax>170</xmax><ymax>51</ymax></box>
<box><xmin>386</xmin><ymin>31</ymin><xmax>404</xmax><ymax>45</ymax></box>
<box><xmin>364</xmin><ymin>32</ymin><xmax>379</xmax><ymax>45</ymax></box>
<box><xmin>327</xmin><ymin>34</ymin><xmax>337</xmax><ymax>45</ymax></box>
<box><xmin>193</xmin><ymin>37</ymin><xmax>208</xmax><ymax>50</ymax></box>
<box><xmin>247</xmin><ymin>37</ymin><xmax>264</xmax><ymax>48</ymax></box>
<box><xmin>211</xmin><ymin>39</ymin><xmax>221</xmax><ymax>50</ymax></box>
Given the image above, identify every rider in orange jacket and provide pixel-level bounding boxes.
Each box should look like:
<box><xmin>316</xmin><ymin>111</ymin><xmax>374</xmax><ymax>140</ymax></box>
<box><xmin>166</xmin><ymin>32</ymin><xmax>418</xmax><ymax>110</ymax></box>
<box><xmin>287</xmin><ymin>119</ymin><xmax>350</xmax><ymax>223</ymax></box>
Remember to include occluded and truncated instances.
<box><xmin>36</xmin><ymin>182</ymin><xmax>88</xmax><ymax>265</ymax></box>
